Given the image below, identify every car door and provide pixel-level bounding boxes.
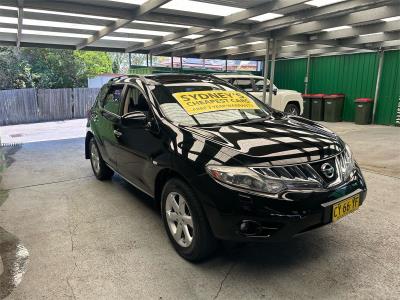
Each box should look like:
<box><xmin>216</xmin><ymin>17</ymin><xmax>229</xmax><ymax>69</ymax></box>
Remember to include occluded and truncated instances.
<box><xmin>96</xmin><ymin>84</ymin><xmax>125</xmax><ymax>168</ymax></box>
<box><xmin>114</xmin><ymin>84</ymin><xmax>163</xmax><ymax>193</ymax></box>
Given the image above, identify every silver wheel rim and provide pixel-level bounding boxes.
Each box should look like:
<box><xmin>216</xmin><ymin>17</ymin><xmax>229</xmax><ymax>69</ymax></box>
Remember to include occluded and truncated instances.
<box><xmin>288</xmin><ymin>106</ymin><xmax>298</xmax><ymax>115</ymax></box>
<box><xmin>90</xmin><ymin>142</ymin><xmax>100</xmax><ymax>174</ymax></box>
<box><xmin>165</xmin><ymin>192</ymin><xmax>194</xmax><ymax>248</ymax></box>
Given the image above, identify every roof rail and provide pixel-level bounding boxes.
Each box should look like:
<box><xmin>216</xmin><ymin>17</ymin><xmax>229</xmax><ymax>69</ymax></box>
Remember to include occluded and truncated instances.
<box><xmin>108</xmin><ymin>74</ymin><xmax>139</xmax><ymax>82</ymax></box>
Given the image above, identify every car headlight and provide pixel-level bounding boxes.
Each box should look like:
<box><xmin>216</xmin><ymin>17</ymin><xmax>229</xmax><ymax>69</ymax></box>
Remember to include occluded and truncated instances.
<box><xmin>205</xmin><ymin>165</ymin><xmax>286</xmax><ymax>194</ymax></box>
<box><xmin>342</xmin><ymin>144</ymin><xmax>356</xmax><ymax>179</ymax></box>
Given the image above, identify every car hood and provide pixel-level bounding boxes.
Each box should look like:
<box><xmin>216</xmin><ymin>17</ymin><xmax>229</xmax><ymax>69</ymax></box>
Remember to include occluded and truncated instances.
<box><xmin>251</xmin><ymin>89</ymin><xmax>299</xmax><ymax>95</ymax></box>
<box><xmin>277</xmin><ymin>89</ymin><xmax>300</xmax><ymax>94</ymax></box>
<box><xmin>180</xmin><ymin>115</ymin><xmax>343</xmax><ymax>166</ymax></box>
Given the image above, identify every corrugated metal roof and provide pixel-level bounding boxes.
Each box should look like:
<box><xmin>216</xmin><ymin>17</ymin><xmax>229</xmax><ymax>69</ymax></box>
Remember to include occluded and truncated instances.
<box><xmin>0</xmin><ymin>0</ymin><xmax>398</xmax><ymax>59</ymax></box>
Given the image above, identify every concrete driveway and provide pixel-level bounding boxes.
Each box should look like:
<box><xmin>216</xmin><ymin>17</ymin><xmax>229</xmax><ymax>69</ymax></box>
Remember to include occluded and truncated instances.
<box><xmin>0</xmin><ymin>122</ymin><xmax>399</xmax><ymax>299</ymax></box>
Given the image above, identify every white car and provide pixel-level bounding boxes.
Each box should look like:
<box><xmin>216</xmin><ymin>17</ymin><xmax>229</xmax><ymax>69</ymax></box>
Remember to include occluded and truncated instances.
<box><xmin>215</xmin><ymin>74</ymin><xmax>303</xmax><ymax>116</ymax></box>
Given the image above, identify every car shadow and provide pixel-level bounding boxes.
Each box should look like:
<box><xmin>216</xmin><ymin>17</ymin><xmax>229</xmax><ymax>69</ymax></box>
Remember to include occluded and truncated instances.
<box><xmin>111</xmin><ymin>172</ymin><xmax>332</xmax><ymax>270</ymax></box>
<box><xmin>111</xmin><ymin>174</ymin><xmax>160</xmax><ymax>216</ymax></box>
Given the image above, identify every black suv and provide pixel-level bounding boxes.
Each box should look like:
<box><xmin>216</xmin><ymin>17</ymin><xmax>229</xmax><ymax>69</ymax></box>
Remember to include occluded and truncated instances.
<box><xmin>85</xmin><ymin>74</ymin><xmax>367</xmax><ymax>261</ymax></box>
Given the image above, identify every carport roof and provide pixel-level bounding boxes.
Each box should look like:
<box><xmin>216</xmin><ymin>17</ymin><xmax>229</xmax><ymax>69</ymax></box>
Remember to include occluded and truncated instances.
<box><xmin>0</xmin><ymin>0</ymin><xmax>399</xmax><ymax>59</ymax></box>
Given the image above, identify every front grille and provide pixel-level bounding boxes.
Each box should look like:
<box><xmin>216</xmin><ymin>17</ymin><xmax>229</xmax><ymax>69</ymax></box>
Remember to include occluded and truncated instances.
<box><xmin>252</xmin><ymin>151</ymin><xmax>350</xmax><ymax>190</ymax></box>
<box><xmin>309</xmin><ymin>157</ymin><xmax>338</xmax><ymax>185</ymax></box>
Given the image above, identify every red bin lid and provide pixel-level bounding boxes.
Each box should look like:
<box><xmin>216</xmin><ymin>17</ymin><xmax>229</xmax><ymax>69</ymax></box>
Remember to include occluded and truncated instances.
<box><xmin>355</xmin><ymin>98</ymin><xmax>373</xmax><ymax>103</ymax></box>
<box><xmin>302</xmin><ymin>94</ymin><xmax>313</xmax><ymax>97</ymax></box>
<box><xmin>308</xmin><ymin>93</ymin><xmax>325</xmax><ymax>99</ymax></box>
<box><xmin>324</xmin><ymin>94</ymin><xmax>345</xmax><ymax>99</ymax></box>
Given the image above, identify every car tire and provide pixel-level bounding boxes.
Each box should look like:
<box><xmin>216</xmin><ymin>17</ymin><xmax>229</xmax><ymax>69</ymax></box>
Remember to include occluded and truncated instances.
<box><xmin>89</xmin><ymin>137</ymin><xmax>114</xmax><ymax>180</ymax></box>
<box><xmin>161</xmin><ymin>178</ymin><xmax>217</xmax><ymax>262</ymax></box>
<box><xmin>284</xmin><ymin>103</ymin><xmax>300</xmax><ymax>115</ymax></box>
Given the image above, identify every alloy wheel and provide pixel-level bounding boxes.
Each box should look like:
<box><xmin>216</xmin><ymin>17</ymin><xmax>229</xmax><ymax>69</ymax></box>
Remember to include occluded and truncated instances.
<box><xmin>90</xmin><ymin>142</ymin><xmax>100</xmax><ymax>174</ymax></box>
<box><xmin>165</xmin><ymin>192</ymin><xmax>194</xmax><ymax>248</ymax></box>
<box><xmin>288</xmin><ymin>106</ymin><xmax>299</xmax><ymax>115</ymax></box>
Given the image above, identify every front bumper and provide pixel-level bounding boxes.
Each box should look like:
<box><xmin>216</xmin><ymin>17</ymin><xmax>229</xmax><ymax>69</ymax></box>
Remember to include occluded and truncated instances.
<box><xmin>193</xmin><ymin>166</ymin><xmax>367</xmax><ymax>242</ymax></box>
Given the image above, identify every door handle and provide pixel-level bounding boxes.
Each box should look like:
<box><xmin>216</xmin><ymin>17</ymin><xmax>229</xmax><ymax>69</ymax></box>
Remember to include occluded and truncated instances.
<box><xmin>113</xmin><ymin>129</ymin><xmax>122</xmax><ymax>138</ymax></box>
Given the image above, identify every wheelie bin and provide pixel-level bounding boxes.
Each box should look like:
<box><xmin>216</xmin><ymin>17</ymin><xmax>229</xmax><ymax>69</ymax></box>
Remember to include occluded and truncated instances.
<box><xmin>301</xmin><ymin>94</ymin><xmax>312</xmax><ymax>119</ymax></box>
<box><xmin>355</xmin><ymin>98</ymin><xmax>374</xmax><ymax>125</ymax></box>
<box><xmin>310</xmin><ymin>94</ymin><xmax>325</xmax><ymax>121</ymax></box>
<box><xmin>324</xmin><ymin>94</ymin><xmax>345</xmax><ymax>122</ymax></box>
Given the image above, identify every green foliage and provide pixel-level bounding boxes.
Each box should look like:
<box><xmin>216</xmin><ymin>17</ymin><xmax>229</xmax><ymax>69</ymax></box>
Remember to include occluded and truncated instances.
<box><xmin>74</xmin><ymin>50</ymin><xmax>113</xmax><ymax>79</ymax></box>
<box><xmin>0</xmin><ymin>47</ymin><xmax>114</xmax><ymax>89</ymax></box>
<box><xmin>0</xmin><ymin>47</ymin><xmax>33</xmax><ymax>89</ymax></box>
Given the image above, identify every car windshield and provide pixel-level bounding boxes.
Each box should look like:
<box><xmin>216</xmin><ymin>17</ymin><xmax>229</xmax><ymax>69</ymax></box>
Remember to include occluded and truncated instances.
<box><xmin>255</xmin><ymin>79</ymin><xmax>270</xmax><ymax>88</ymax></box>
<box><xmin>255</xmin><ymin>79</ymin><xmax>278</xmax><ymax>93</ymax></box>
<box><xmin>151</xmin><ymin>80</ymin><xmax>271</xmax><ymax>126</ymax></box>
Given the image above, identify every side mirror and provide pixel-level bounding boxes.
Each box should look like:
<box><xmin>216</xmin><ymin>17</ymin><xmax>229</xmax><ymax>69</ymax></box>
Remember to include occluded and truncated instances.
<box><xmin>273</xmin><ymin>88</ymin><xmax>278</xmax><ymax>95</ymax></box>
<box><xmin>121</xmin><ymin>111</ymin><xmax>147</xmax><ymax>126</ymax></box>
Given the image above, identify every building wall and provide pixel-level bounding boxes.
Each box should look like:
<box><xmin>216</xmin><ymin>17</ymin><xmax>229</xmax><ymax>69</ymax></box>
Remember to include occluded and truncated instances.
<box><xmin>273</xmin><ymin>50</ymin><xmax>400</xmax><ymax>125</ymax></box>
<box><xmin>88</xmin><ymin>76</ymin><xmax>115</xmax><ymax>88</ymax></box>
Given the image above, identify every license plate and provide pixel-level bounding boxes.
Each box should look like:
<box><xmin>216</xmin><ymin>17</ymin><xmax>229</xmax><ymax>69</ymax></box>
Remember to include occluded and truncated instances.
<box><xmin>332</xmin><ymin>194</ymin><xmax>360</xmax><ymax>222</ymax></box>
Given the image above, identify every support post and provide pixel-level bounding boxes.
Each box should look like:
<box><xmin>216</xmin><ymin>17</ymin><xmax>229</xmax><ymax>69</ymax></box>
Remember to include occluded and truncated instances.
<box><xmin>225</xmin><ymin>59</ymin><xmax>228</xmax><ymax>72</ymax></box>
<box><xmin>268</xmin><ymin>38</ymin><xmax>277</xmax><ymax>106</ymax></box>
<box><xmin>171</xmin><ymin>55</ymin><xmax>173</xmax><ymax>70</ymax></box>
<box><xmin>150</xmin><ymin>54</ymin><xmax>153</xmax><ymax>68</ymax></box>
<box><xmin>372</xmin><ymin>49</ymin><xmax>384</xmax><ymax>124</ymax></box>
<box><xmin>180</xmin><ymin>57</ymin><xmax>183</xmax><ymax>72</ymax></box>
<box><xmin>16</xmin><ymin>0</ymin><xmax>24</xmax><ymax>50</ymax></box>
<box><xmin>305</xmin><ymin>54</ymin><xmax>311</xmax><ymax>94</ymax></box>
<box><xmin>262</xmin><ymin>39</ymin><xmax>270</xmax><ymax>103</ymax></box>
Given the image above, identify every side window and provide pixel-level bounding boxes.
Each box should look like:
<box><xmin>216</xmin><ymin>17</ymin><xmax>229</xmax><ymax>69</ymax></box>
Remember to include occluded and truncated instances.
<box><xmin>103</xmin><ymin>86</ymin><xmax>124</xmax><ymax>115</ymax></box>
<box><xmin>123</xmin><ymin>86</ymin><xmax>150</xmax><ymax>115</ymax></box>
<box><xmin>232</xmin><ymin>79</ymin><xmax>253</xmax><ymax>91</ymax></box>
<box><xmin>95</xmin><ymin>84</ymin><xmax>110</xmax><ymax>106</ymax></box>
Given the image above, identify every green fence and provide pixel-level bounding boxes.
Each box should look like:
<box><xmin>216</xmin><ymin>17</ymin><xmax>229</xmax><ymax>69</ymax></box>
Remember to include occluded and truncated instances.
<box><xmin>274</xmin><ymin>58</ymin><xmax>308</xmax><ymax>93</ymax></box>
<box><xmin>375</xmin><ymin>50</ymin><xmax>400</xmax><ymax>125</ymax></box>
<box><xmin>273</xmin><ymin>50</ymin><xmax>400</xmax><ymax>125</ymax></box>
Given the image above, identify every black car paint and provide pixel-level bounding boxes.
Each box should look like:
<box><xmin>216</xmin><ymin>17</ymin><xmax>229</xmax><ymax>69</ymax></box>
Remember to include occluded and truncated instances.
<box><xmin>86</xmin><ymin>74</ymin><xmax>367</xmax><ymax>241</ymax></box>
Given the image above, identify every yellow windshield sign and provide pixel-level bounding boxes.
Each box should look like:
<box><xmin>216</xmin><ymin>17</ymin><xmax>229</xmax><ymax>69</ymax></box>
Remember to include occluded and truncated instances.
<box><xmin>172</xmin><ymin>90</ymin><xmax>258</xmax><ymax>115</ymax></box>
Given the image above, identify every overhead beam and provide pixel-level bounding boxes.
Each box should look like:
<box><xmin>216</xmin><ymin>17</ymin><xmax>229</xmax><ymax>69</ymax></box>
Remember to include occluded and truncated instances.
<box><xmin>227</xmin><ymin>42</ymin><xmax>361</xmax><ymax>60</ymax></box>
<box><xmin>252</xmin><ymin>0</ymin><xmax>393</xmax><ymax>35</ymax></box>
<box><xmin>266</xmin><ymin>47</ymin><xmax>374</xmax><ymax>60</ymax></box>
<box><xmin>216</xmin><ymin>0</ymin><xmax>309</xmax><ymax>27</ymax></box>
<box><xmin>200</xmin><ymin>38</ymin><xmax>372</xmax><ymax>59</ymax></box>
<box><xmin>338</xmin><ymin>31</ymin><xmax>400</xmax><ymax>46</ymax></box>
<box><xmin>309</xmin><ymin>20</ymin><xmax>400</xmax><ymax>41</ymax></box>
<box><xmin>142</xmin><ymin>0</ymin><xmax>308</xmax><ymax>57</ymax></box>
<box><xmin>125</xmin><ymin>26</ymin><xmax>205</xmax><ymax>53</ymax></box>
<box><xmin>172</xmin><ymin>37</ymin><xmax>264</xmax><ymax>57</ymax></box>
<box><xmin>271</xmin><ymin>4</ymin><xmax>400</xmax><ymax>38</ymax></box>
<box><xmin>76</xmin><ymin>0</ymin><xmax>170</xmax><ymax>50</ymax></box>
<box><xmin>151</xmin><ymin>0</ymin><xmax>392</xmax><ymax>58</ymax></box>
<box><xmin>200</xmin><ymin>41</ymin><xmax>270</xmax><ymax>59</ymax></box>
<box><xmin>16</xmin><ymin>0</ymin><xmax>23</xmax><ymax>49</ymax></box>
<box><xmin>149</xmin><ymin>31</ymin><xmax>243</xmax><ymax>55</ymax></box>
<box><xmin>139</xmin><ymin>12</ymin><xmax>249</xmax><ymax>31</ymax></box>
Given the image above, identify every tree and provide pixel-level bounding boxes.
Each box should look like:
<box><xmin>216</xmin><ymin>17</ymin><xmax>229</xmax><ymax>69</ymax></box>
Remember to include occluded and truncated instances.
<box><xmin>0</xmin><ymin>47</ymin><xmax>114</xmax><ymax>89</ymax></box>
<box><xmin>74</xmin><ymin>50</ymin><xmax>113</xmax><ymax>80</ymax></box>
<box><xmin>21</xmin><ymin>48</ymin><xmax>82</xmax><ymax>88</ymax></box>
<box><xmin>109</xmin><ymin>52</ymin><xmax>130</xmax><ymax>73</ymax></box>
<box><xmin>0</xmin><ymin>47</ymin><xmax>33</xmax><ymax>89</ymax></box>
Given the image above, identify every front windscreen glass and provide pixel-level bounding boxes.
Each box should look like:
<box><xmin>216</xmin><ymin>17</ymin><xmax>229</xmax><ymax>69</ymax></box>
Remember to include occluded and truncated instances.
<box><xmin>151</xmin><ymin>80</ymin><xmax>271</xmax><ymax>126</ymax></box>
<box><xmin>255</xmin><ymin>79</ymin><xmax>277</xmax><ymax>92</ymax></box>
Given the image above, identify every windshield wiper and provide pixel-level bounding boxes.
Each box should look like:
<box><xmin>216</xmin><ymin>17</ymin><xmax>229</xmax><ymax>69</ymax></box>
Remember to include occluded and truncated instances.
<box><xmin>242</xmin><ymin>115</ymin><xmax>273</xmax><ymax>124</ymax></box>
